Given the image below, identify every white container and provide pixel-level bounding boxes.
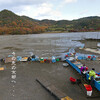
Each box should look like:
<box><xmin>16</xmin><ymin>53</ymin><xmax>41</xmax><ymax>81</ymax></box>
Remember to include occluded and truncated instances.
<box><xmin>87</xmin><ymin>91</ymin><xmax>92</xmax><ymax>96</ymax></box>
<box><xmin>63</xmin><ymin>63</ymin><xmax>69</xmax><ymax>67</ymax></box>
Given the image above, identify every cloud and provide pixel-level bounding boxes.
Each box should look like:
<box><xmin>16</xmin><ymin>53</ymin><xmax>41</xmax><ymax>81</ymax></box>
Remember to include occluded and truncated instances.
<box><xmin>0</xmin><ymin>0</ymin><xmax>62</xmax><ymax>20</ymax></box>
<box><xmin>0</xmin><ymin>0</ymin><xmax>50</xmax><ymax>7</ymax></box>
<box><xmin>64</xmin><ymin>0</ymin><xmax>77</xmax><ymax>3</ymax></box>
<box><xmin>57</xmin><ymin>0</ymin><xmax>78</xmax><ymax>9</ymax></box>
<box><xmin>0</xmin><ymin>0</ymin><xmax>79</xmax><ymax>20</ymax></box>
<box><xmin>16</xmin><ymin>3</ymin><xmax>62</xmax><ymax>20</ymax></box>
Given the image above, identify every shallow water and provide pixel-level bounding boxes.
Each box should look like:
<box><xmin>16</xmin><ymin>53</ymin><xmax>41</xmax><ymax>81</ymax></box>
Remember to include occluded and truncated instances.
<box><xmin>0</xmin><ymin>32</ymin><xmax>100</xmax><ymax>57</ymax></box>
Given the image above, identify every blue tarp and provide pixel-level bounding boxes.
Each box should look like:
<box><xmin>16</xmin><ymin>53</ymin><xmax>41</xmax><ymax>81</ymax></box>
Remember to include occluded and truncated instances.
<box><xmin>17</xmin><ymin>56</ymin><xmax>22</xmax><ymax>61</ymax></box>
<box><xmin>31</xmin><ymin>58</ymin><xmax>35</xmax><ymax>61</ymax></box>
<box><xmin>52</xmin><ymin>56</ymin><xmax>56</xmax><ymax>63</ymax></box>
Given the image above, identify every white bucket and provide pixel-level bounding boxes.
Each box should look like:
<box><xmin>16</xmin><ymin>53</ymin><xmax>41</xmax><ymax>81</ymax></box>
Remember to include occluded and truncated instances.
<box><xmin>87</xmin><ymin>91</ymin><xmax>92</xmax><ymax>96</ymax></box>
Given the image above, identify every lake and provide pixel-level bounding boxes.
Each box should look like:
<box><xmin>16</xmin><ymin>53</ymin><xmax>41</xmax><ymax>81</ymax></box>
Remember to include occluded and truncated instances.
<box><xmin>0</xmin><ymin>32</ymin><xmax>100</xmax><ymax>57</ymax></box>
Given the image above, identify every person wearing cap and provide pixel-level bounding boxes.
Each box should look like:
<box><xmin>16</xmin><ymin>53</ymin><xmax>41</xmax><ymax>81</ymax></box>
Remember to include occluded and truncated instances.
<box><xmin>88</xmin><ymin>68</ymin><xmax>96</xmax><ymax>86</ymax></box>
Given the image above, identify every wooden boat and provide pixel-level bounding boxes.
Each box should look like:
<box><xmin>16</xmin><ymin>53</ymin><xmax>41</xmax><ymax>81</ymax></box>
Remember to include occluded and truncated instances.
<box><xmin>86</xmin><ymin>73</ymin><xmax>100</xmax><ymax>91</ymax></box>
<box><xmin>66</xmin><ymin>59</ymin><xmax>100</xmax><ymax>91</ymax></box>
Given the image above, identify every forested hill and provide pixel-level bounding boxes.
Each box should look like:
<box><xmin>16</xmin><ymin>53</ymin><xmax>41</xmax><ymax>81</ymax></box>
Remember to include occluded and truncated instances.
<box><xmin>0</xmin><ymin>9</ymin><xmax>100</xmax><ymax>35</ymax></box>
<box><xmin>0</xmin><ymin>9</ymin><xmax>48</xmax><ymax>35</ymax></box>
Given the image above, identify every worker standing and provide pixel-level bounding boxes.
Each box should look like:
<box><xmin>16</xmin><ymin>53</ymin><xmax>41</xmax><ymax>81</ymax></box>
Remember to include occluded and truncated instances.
<box><xmin>80</xmin><ymin>64</ymin><xmax>88</xmax><ymax>74</ymax></box>
<box><xmin>88</xmin><ymin>68</ymin><xmax>96</xmax><ymax>86</ymax></box>
<box><xmin>80</xmin><ymin>64</ymin><xmax>88</xmax><ymax>81</ymax></box>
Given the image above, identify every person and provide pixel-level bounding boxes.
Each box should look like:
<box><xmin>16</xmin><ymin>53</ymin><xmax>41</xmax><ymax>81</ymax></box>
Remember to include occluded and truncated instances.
<box><xmin>80</xmin><ymin>64</ymin><xmax>88</xmax><ymax>74</ymax></box>
<box><xmin>88</xmin><ymin>68</ymin><xmax>96</xmax><ymax>86</ymax></box>
<box><xmin>80</xmin><ymin>64</ymin><xmax>88</xmax><ymax>81</ymax></box>
<box><xmin>27</xmin><ymin>57</ymin><xmax>31</xmax><ymax>61</ymax></box>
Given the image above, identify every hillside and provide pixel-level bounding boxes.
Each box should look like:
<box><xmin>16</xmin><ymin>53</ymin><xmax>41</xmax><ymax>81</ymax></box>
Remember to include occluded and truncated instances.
<box><xmin>0</xmin><ymin>9</ymin><xmax>100</xmax><ymax>35</ymax></box>
<box><xmin>45</xmin><ymin>16</ymin><xmax>100</xmax><ymax>32</ymax></box>
<box><xmin>0</xmin><ymin>9</ymin><xmax>48</xmax><ymax>35</ymax></box>
<box><xmin>20</xmin><ymin>13</ymin><xmax>100</xmax><ymax>32</ymax></box>
<box><xmin>71</xmin><ymin>16</ymin><xmax>100</xmax><ymax>31</ymax></box>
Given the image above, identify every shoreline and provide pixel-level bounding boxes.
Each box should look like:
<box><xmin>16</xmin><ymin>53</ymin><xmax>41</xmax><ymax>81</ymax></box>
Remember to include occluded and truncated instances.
<box><xmin>0</xmin><ymin>31</ymin><xmax>100</xmax><ymax>35</ymax></box>
<box><xmin>0</xmin><ymin>33</ymin><xmax>100</xmax><ymax>100</ymax></box>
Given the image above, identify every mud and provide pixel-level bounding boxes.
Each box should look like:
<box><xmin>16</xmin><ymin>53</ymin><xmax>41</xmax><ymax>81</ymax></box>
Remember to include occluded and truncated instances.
<box><xmin>0</xmin><ymin>33</ymin><xmax>100</xmax><ymax>100</ymax></box>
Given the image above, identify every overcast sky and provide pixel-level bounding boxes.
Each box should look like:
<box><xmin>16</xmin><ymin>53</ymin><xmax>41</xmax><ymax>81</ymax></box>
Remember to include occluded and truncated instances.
<box><xmin>0</xmin><ymin>0</ymin><xmax>100</xmax><ymax>20</ymax></box>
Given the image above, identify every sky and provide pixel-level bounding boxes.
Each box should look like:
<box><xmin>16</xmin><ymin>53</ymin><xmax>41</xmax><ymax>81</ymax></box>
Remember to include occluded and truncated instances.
<box><xmin>0</xmin><ymin>0</ymin><xmax>100</xmax><ymax>20</ymax></box>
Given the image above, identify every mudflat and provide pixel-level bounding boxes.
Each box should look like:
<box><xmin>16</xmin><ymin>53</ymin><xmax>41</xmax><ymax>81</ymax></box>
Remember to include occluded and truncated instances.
<box><xmin>0</xmin><ymin>33</ymin><xmax>100</xmax><ymax>100</ymax></box>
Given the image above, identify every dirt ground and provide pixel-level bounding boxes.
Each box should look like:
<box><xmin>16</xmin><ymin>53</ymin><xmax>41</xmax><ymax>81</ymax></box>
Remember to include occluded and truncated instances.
<box><xmin>0</xmin><ymin>34</ymin><xmax>100</xmax><ymax>100</ymax></box>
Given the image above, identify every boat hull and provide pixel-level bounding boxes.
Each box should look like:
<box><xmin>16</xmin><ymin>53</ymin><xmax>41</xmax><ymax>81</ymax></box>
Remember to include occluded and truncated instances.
<box><xmin>66</xmin><ymin>59</ymin><xmax>100</xmax><ymax>91</ymax></box>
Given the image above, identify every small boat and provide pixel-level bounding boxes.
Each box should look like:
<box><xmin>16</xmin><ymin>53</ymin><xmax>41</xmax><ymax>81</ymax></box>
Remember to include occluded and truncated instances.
<box><xmin>66</xmin><ymin>59</ymin><xmax>100</xmax><ymax>91</ymax></box>
<box><xmin>86</xmin><ymin>73</ymin><xmax>100</xmax><ymax>91</ymax></box>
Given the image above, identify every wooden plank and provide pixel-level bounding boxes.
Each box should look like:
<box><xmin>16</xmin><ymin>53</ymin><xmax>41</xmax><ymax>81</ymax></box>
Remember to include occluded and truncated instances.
<box><xmin>36</xmin><ymin>78</ymin><xmax>72</xmax><ymax>100</ymax></box>
<box><xmin>36</xmin><ymin>78</ymin><xmax>51</xmax><ymax>87</ymax></box>
<box><xmin>47</xmin><ymin>85</ymin><xmax>66</xmax><ymax>98</ymax></box>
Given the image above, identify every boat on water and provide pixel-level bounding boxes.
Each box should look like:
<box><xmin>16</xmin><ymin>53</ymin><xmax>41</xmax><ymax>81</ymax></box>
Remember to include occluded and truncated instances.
<box><xmin>66</xmin><ymin>59</ymin><xmax>100</xmax><ymax>91</ymax></box>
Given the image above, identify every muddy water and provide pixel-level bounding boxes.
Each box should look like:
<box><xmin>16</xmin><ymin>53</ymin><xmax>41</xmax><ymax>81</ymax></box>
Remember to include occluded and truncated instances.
<box><xmin>0</xmin><ymin>32</ymin><xmax>100</xmax><ymax>57</ymax></box>
<box><xmin>0</xmin><ymin>33</ymin><xmax>82</xmax><ymax>57</ymax></box>
<box><xmin>0</xmin><ymin>32</ymin><xmax>100</xmax><ymax>100</ymax></box>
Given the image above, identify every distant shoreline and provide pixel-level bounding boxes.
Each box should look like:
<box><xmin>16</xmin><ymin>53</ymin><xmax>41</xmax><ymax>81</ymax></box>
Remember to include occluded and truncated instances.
<box><xmin>43</xmin><ymin>31</ymin><xmax>100</xmax><ymax>34</ymax></box>
<box><xmin>0</xmin><ymin>31</ymin><xmax>100</xmax><ymax>35</ymax></box>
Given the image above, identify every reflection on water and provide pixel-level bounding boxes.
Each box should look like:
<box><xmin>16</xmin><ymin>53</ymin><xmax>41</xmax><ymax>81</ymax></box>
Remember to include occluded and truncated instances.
<box><xmin>0</xmin><ymin>32</ymin><xmax>100</xmax><ymax>57</ymax></box>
